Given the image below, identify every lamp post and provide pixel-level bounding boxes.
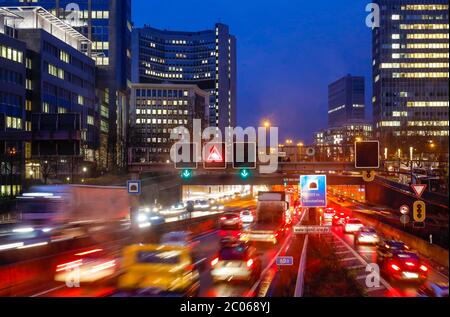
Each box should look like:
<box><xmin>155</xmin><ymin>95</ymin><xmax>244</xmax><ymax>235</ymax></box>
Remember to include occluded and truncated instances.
<box><xmin>8</xmin><ymin>147</ymin><xmax>17</xmax><ymax>198</ymax></box>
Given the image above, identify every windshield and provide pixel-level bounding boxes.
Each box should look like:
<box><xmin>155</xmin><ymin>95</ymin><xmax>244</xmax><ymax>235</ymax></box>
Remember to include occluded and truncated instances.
<box><xmin>219</xmin><ymin>246</ymin><xmax>248</xmax><ymax>261</ymax></box>
<box><xmin>136</xmin><ymin>251</ymin><xmax>181</xmax><ymax>264</ymax></box>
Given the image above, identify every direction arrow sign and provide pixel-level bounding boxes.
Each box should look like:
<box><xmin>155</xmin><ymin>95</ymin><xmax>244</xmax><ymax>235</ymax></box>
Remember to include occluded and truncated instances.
<box><xmin>411</xmin><ymin>184</ymin><xmax>427</xmax><ymax>198</ymax></box>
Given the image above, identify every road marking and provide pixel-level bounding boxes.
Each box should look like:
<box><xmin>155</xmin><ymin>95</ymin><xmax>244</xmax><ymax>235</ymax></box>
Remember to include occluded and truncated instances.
<box><xmin>336</xmin><ymin>250</ymin><xmax>352</xmax><ymax>255</ymax></box>
<box><xmin>294</xmin><ymin>234</ymin><xmax>309</xmax><ymax>297</ymax></box>
<box><xmin>349</xmin><ymin>265</ymin><xmax>366</xmax><ymax>270</ymax></box>
<box><xmin>31</xmin><ymin>285</ymin><xmax>65</xmax><ymax>297</ymax></box>
<box><xmin>366</xmin><ymin>286</ymin><xmax>386</xmax><ymax>293</ymax></box>
<box><xmin>339</xmin><ymin>257</ymin><xmax>358</xmax><ymax>262</ymax></box>
<box><xmin>356</xmin><ymin>275</ymin><xmax>368</xmax><ymax>280</ymax></box>
<box><xmin>332</xmin><ymin>232</ymin><xmax>397</xmax><ymax>295</ymax></box>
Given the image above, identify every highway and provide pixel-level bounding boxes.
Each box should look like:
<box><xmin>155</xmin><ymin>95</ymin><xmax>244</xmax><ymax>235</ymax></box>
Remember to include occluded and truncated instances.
<box><xmin>0</xmin><ymin>193</ymin><xmax>448</xmax><ymax>298</ymax></box>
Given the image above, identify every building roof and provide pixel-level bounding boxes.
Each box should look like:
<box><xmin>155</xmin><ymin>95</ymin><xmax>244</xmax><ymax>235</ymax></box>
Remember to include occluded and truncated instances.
<box><xmin>0</xmin><ymin>6</ymin><xmax>90</xmax><ymax>44</ymax></box>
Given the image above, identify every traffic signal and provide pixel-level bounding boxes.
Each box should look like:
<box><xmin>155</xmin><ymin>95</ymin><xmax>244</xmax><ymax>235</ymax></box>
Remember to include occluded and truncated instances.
<box><xmin>355</xmin><ymin>141</ymin><xmax>380</xmax><ymax>169</ymax></box>
<box><xmin>203</xmin><ymin>143</ymin><xmax>227</xmax><ymax>169</ymax></box>
<box><xmin>181</xmin><ymin>169</ymin><xmax>193</xmax><ymax>180</ymax></box>
<box><xmin>239</xmin><ymin>169</ymin><xmax>251</xmax><ymax>179</ymax></box>
<box><xmin>233</xmin><ymin>142</ymin><xmax>257</xmax><ymax>169</ymax></box>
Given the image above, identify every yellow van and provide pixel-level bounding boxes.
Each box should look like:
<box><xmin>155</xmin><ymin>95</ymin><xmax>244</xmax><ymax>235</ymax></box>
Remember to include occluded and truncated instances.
<box><xmin>117</xmin><ymin>244</ymin><xmax>200</xmax><ymax>297</ymax></box>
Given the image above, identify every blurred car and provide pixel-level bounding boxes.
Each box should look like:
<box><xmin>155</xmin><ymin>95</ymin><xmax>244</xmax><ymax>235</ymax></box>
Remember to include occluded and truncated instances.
<box><xmin>354</xmin><ymin>226</ymin><xmax>380</xmax><ymax>245</ymax></box>
<box><xmin>323</xmin><ymin>208</ymin><xmax>336</xmax><ymax>221</ymax></box>
<box><xmin>344</xmin><ymin>218</ymin><xmax>364</xmax><ymax>234</ymax></box>
<box><xmin>337</xmin><ymin>196</ymin><xmax>345</xmax><ymax>203</ymax></box>
<box><xmin>210</xmin><ymin>241</ymin><xmax>262</xmax><ymax>284</ymax></box>
<box><xmin>160</xmin><ymin>231</ymin><xmax>195</xmax><ymax>247</ymax></box>
<box><xmin>220</xmin><ymin>212</ymin><xmax>243</xmax><ymax>229</ymax></box>
<box><xmin>194</xmin><ymin>200</ymin><xmax>210</xmax><ymax>210</ymax></box>
<box><xmin>118</xmin><ymin>244</ymin><xmax>200</xmax><ymax>297</ymax></box>
<box><xmin>417</xmin><ymin>282</ymin><xmax>449</xmax><ymax>297</ymax></box>
<box><xmin>381</xmin><ymin>251</ymin><xmax>428</xmax><ymax>282</ymax></box>
<box><xmin>55</xmin><ymin>248</ymin><xmax>116</xmax><ymax>284</ymax></box>
<box><xmin>135</xmin><ymin>211</ymin><xmax>165</xmax><ymax>229</ymax></box>
<box><xmin>240</xmin><ymin>210</ymin><xmax>255</xmax><ymax>223</ymax></box>
<box><xmin>211</xmin><ymin>204</ymin><xmax>225</xmax><ymax>211</ymax></box>
<box><xmin>332</xmin><ymin>212</ymin><xmax>349</xmax><ymax>226</ymax></box>
<box><xmin>377</xmin><ymin>239</ymin><xmax>411</xmax><ymax>262</ymax></box>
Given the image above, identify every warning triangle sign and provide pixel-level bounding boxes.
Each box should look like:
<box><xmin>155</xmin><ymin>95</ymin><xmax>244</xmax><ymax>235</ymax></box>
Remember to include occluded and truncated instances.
<box><xmin>411</xmin><ymin>184</ymin><xmax>427</xmax><ymax>198</ymax></box>
<box><xmin>207</xmin><ymin>145</ymin><xmax>223</xmax><ymax>162</ymax></box>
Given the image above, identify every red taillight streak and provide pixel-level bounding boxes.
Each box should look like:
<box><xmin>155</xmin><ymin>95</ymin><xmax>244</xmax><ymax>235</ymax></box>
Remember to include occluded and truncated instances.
<box><xmin>420</xmin><ymin>265</ymin><xmax>428</xmax><ymax>272</ymax></box>
<box><xmin>75</xmin><ymin>249</ymin><xmax>103</xmax><ymax>256</ymax></box>
<box><xmin>56</xmin><ymin>259</ymin><xmax>83</xmax><ymax>272</ymax></box>
<box><xmin>246</xmin><ymin>259</ymin><xmax>254</xmax><ymax>268</ymax></box>
<box><xmin>211</xmin><ymin>257</ymin><xmax>219</xmax><ymax>266</ymax></box>
<box><xmin>391</xmin><ymin>264</ymin><xmax>401</xmax><ymax>271</ymax></box>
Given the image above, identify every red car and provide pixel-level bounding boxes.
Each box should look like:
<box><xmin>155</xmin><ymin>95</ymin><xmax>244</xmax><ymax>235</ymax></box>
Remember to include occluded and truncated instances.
<box><xmin>382</xmin><ymin>251</ymin><xmax>428</xmax><ymax>283</ymax></box>
<box><xmin>332</xmin><ymin>211</ymin><xmax>349</xmax><ymax>226</ymax></box>
<box><xmin>219</xmin><ymin>212</ymin><xmax>243</xmax><ymax>230</ymax></box>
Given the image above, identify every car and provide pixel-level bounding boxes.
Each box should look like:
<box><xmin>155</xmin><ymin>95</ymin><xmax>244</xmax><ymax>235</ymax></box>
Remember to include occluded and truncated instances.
<box><xmin>344</xmin><ymin>218</ymin><xmax>364</xmax><ymax>234</ymax></box>
<box><xmin>323</xmin><ymin>208</ymin><xmax>336</xmax><ymax>221</ymax></box>
<box><xmin>220</xmin><ymin>212</ymin><xmax>243</xmax><ymax>229</ymax></box>
<box><xmin>354</xmin><ymin>226</ymin><xmax>380</xmax><ymax>245</ymax></box>
<box><xmin>210</xmin><ymin>241</ymin><xmax>262</xmax><ymax>284</ymax></box>
<box><xmin>377</xmin><ymin>239</ymin><xmax>411</xmax><ymax>262</ymax></box>
<box><xmin>55</xmin><ymin>248</ymin><xmax>117</xmax><ymax>284</ymax></box>
<box><xmin>194</xmin><ymin>200</ymin><xmax>210</xmax><ymax>210</ymax></box>
<box><xmin>381</xmin><ymin>251</ymin><xmax>428</xmax><ymax>283</ymax></box>
<box><xmin>135</xmin><ymin>211</ymin><xmax>165</xmax><ymax>229</ymax></box>
<box><xmin>332</xmin><ymin>212</ymin><xmax>349</xmax><ymax>226</ymax></box>
<box><xmin>240</xmin><ymin>210</ymin><xmax>255</xmax><ymax>223</ymax></box>
<box><xmin>160</xmin><ymin>231</ymin><xmax>196</xmax><ymax>247</ymax></box>
<box><xmin>417</xmin><ymin>282</ymin><xmax>449</xmax><ymax>297</ymax></box>
<box><xmin>211</xmin><ymin>204</ymin><xmax>225</xmax><ymax>211</ymax></box>
<box><xmin>118</xmin><ymin>244</ymin><xmax>200</xmax><ymax>297</ymax></box>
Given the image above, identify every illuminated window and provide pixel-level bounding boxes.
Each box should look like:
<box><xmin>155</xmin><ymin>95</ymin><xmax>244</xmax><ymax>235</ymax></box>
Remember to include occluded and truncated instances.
<box><xmin>407</xmin><ymin>101</ymin><xmax>449</xmax><ymax>107</ymax></box>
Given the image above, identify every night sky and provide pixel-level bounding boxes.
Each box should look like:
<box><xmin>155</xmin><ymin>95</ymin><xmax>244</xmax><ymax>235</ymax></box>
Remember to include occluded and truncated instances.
<box><xmin>133</xmin><ymin>0</ymin><xmax>373</xmax><ymax>143</ymax></box>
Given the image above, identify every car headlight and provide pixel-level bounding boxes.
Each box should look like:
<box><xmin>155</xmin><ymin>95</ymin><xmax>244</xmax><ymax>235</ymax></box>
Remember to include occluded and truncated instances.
<box><xmin>137</xmin><ymin>214</ymin><xmax>147</xmax><ymax>223</ymax></box>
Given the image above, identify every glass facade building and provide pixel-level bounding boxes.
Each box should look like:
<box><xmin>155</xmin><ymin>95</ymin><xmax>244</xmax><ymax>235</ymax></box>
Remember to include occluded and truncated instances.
<box><xmin>328</xmin><ymin>74</ymin><xmax>366</xmax><ymax>128</ymax></box>
<box><xmin>131</xmin><ymin>24</ymin><xmax>237</xmax><ymax>132</ymax></box>
<box><xmin>372</xmin><ymin>0</ymin><xmax>449</xmax><ymax>157</ymax></box>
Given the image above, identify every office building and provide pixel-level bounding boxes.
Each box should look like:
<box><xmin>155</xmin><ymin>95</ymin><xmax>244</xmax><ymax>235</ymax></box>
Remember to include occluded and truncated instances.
<box><xmin>1</xmin><ymin>0</ymin><xmax>132</xmax><ymax>169</ymax></box>
<box><xmin>129</xmin><ymin>83</ymin><xmax>209</xmax><ymax>164</ymax></box>
<box><xmin>314</xmin><ymin>123</ymin><xmax>374</xmax><ymax>161</ymax></box>
<box><xmin>328</xmin><ymin>74</ymin><xmax>366</xmax><ymax>128</ymax></box>
<box><xmin>1</xmin><ymin>6</ymin><xmax>97</xmax><ymax>188</ymax></box>
<box><xmin>0</xmin><ymin>7</ymin><xmax>26</xmax><ymax>197</ymax></box>
<box><xmin>372</xmin><ymin>0</ymin><xmax>449</xmax><ymax>157</ymax></box>
<box><xmin>131</xmin><ymin>24</ymin><xmax>236</xmax><ymax>131</ymax></box>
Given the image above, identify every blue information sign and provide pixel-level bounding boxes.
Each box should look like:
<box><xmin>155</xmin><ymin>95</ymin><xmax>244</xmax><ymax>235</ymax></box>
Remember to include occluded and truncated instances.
<box><xmin>299</xmin><ymin>175</ymin><xmax>327</xmax><ymax>207</ymax></box>
<box><xmin>276</xmin><ymin>256</ymin><xmax>294</xmax><ymax>266</ymax></box>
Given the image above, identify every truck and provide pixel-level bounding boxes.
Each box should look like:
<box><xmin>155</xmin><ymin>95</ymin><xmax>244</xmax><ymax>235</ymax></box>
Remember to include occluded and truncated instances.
<box><xmin>240</xmin><ymin>192</ymin><xmax>288</xmax><ymax>245</ymax></box>
<box><xmin>14</xmin><ymin>185</ymin><xmax>131</xmax><ymax>233</ymax></box>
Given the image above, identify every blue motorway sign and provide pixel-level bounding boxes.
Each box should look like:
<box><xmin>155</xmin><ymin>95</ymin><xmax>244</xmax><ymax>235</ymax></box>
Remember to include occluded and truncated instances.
<box><xmin>276</xmin><ymin>256</ymin><xmax>294</xmax><ymax>266</ymax></box>
<box><xmin>299</xmin><ymin>175</ymin><xmax>327</xmax><ymax>207</ymax></box>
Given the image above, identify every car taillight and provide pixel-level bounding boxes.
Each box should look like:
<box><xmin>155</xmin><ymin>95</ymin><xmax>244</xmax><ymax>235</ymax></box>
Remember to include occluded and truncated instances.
<box><xmin>391</xmin><ymin>264</ymin><xmax>401</xmax><ymax>271</ymax></box>
<box><xmin>420</xmin><ymin>265</ymin><xmax>428</xmax><ymax>272</ymax></box>
<box><xmin>405</xmin><ymin>261</ymin><xmax>415</xmax><ymax>267</ymax></box>
<box><xmin>56</xmin><ymin>259</ymin><xmax>83</xmax><ymax>272</ymax></box>
<box><xmin>246</xmin><ymin>259</ymin><xmax>254</xmax><ymax>268</ymax></box>
<box><xmin>211</xmin><ymin>257</ymin><xmax>219</xmax><ymax>267</ymax></box>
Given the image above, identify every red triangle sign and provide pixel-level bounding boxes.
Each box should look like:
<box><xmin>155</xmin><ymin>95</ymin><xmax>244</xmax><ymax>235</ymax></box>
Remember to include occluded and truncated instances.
<box><xmin>207</xmin><ymin>145</ymin><xmax>223</xmax><ymax>162</ymax></box>
<box><xmin>411</xmin><ymin>184</ymin><xmax>427</xmax><ymax>198</ymax></box>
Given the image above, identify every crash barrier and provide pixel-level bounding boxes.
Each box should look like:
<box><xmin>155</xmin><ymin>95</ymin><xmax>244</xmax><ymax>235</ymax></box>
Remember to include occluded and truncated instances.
<box><xmin>354</xmin><ymin>212</ymin><xmax>449</xmax><ymax>269</ymax></box>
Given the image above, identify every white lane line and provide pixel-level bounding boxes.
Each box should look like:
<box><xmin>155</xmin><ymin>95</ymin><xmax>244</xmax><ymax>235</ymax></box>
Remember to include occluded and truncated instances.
<box><xmin>31</xmin><ymin>285</ymin><xmax>65</xmax><ymax>297</ymax></box>
<box><xmin>356</xmin><ymin>275</ymin><xmax>368</xmax><ymax>280</ymax></box>
<box><xmin>339</xmin><ymin>257</ymin><xmax>358</xmax><ymax>262</ymax></box>
<box><xmin>336</xmin><ymin>250</ymin><xmax>352</xmax><ymax>255</ymax></box>
<box><xmin>248</xmin><ymin>233</ymin><xmax>293</xmax><ymax>295</ymax></box>
<box><xmin>349</xmin><ymin>265</ymin><xmax>366</xmax><ymax>270</ymax></box>
<box><xmin>366</xmin><ymin>286</ymin><xmax>386</xmax><ymax>293</ymax></box>
<box><xmin>332</xmin><ymin>232</ymin><xmax>397</xmax><ymax>295</ymax></box>
<box><xmin>294</xmin><ymin>234</ymin><xmax>309</xmax><ymax>297</ymax></box>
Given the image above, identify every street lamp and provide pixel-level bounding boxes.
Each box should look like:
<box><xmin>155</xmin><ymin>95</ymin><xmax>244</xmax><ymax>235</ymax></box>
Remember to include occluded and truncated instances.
<box><xmin>263</xmin><ymin>121</ymin><xmax>271</xmax><ymax>129</ymax></box>
<box><xmin>82</xmin><ymin>167</ymin><xmax>88</xmax><ymax>173</ymax></box>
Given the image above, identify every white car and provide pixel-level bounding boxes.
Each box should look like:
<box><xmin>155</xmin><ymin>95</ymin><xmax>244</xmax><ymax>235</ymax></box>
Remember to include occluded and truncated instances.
<box><xmin>354</xmin><ymin>226</ymin><xmax>380</xmax><ymax>245</ymax></box>
<box><xmin>344</xmin><ymin>219</ymin><xmax>364</xmax><ymax>234</ymax></box>
<box><xmin>240</xmin><ymin>210</ymin><xmax>255</xmax><ymax>223</ymax></box>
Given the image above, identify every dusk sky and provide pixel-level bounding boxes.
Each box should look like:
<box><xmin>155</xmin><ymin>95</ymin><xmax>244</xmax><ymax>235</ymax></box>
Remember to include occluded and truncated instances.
<box><xmin>133</xmin><ymin>0</ymin><xmax>373</xmax><ymax>143</ymax></box>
